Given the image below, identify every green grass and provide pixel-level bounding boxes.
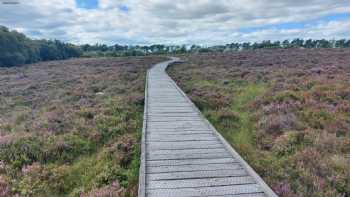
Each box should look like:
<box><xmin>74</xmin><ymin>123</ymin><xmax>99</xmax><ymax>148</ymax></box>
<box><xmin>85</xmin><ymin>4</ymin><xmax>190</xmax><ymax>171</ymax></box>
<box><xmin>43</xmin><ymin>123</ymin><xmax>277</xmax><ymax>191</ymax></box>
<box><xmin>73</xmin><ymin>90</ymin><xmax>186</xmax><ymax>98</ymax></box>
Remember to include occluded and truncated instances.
<box><xmin>198</xmin><ymin>79</ymin><xmax>268</xmax><ymax>160</ymax></box>
<box><xmin>231</xmin><ymin>83</ymin><xmax>266</xmax><ymax>154</ymax></box>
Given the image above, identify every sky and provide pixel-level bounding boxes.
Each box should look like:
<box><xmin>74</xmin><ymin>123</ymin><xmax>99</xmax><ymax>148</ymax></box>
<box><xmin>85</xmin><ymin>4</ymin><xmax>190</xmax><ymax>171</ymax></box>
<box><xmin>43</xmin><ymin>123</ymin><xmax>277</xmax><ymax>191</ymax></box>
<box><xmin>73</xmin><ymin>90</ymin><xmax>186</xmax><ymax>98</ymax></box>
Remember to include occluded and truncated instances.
<box><xmin>1</xmin><ymin>0</ymin><xmax>350</xmax><ymax>45</ymax></box>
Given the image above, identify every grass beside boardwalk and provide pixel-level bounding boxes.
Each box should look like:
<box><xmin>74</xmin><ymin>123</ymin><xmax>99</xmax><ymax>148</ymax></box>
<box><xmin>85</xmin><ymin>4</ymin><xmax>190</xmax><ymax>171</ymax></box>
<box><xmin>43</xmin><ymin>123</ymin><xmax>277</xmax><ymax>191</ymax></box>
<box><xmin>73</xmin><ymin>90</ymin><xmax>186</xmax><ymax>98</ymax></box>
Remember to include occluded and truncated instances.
<box><xmin>168</xmin><ymin>49</ymin><xmax>350</xmax><ymax>197</ymax></box>
<box><xmin>0</xmin><ymin>56</ymin><xmax>167</xmax><ymax>196</ymax></box>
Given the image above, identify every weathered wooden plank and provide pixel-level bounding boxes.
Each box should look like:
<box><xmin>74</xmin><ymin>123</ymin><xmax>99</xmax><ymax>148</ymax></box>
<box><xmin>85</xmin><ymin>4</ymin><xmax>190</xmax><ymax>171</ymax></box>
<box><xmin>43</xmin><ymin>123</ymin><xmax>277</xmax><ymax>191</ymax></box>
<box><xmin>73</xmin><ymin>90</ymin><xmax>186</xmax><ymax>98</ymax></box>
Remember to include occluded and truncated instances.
<box><xmin>148</xmin><ymin>120</ymin><xmax>205</xmax><ymax>123</ymax></box>
<box><xmin>148</xmin><ymin>131</ymin><xmax>212</xmax><ymax>136</ymax></box>
<box><xmin>148</xmin><ymin>119</ymin><xmax>203</xmax><ymax>123</ymax></box>
<box><xmin>146</xmin><ymin>158</ymin><xmax>237</xmax><ymax>167</ymax></box>
<box><xmin>148</xmin><ymin>116</ymin><xmax>201</xmax><ymax>120</ymax></box>
<box><xmin>148</xmin><ymin>148</ymin><xmax>227</xmax><ymax>155</ymax></box>
<box><xmin>147</xmin><ymin>140</ymin><xmax>222</xmax><ymax>149</ymax></box>
<box><xmin>146</xmin><ymin>141</ymin><xmax>223</xmax><ymax>150</ymax></box>
<box><xmin>147</xmin><ymin>169</ymin><xmax>248</xmax><ymax>181</ymax></box>
<box><xmin>147</xmin><ymin>126</ymin><xmax>210</xmax><ymax>131</ymax></box>
<box><xmin>148</xmin><ymin>106</ymin><xmax>193</xmax><ymax>109</ymax></box>
<box><xmin>147</xmin><ymin>136</ymin><xmax>218</xmax><ymax>142</ymax></box>
<box><xmin>147</xmin><ymin>143</ymin><xmax>224</xmax><ymax>150</ymax></box>
<box><xmin>147</xmin><ymin>110</ymin><xmax>196</xmax><ymax>114</ymax></box>
<box><xmin>147</xmin><ymin>127</ymin><xmax>212</xmax><ymax>132</ymax></box>
<box><xmin>148</xmin><ymin>121</ymin><xmax>208</xmax><ymax>126</ymax></box>
<box><xmin>147</xmin><ymin>152</ymin><xmax>231</xmax><ymax>161</ymax></box>
<box><xmin>147</xmin><ymin>184</ymin><xmax>263</xmax><ymax>197</ymax></box>
<box><xmin>148</xmin><ymin>111</ymin><xmax>196</xmax><ymax>115</ymax></box>
<box><xmin>148</xmin><ymin>133</ymin><xmax>213</xmax><ymax>138</ymax></box>
<box><xmin>148</xmin><ymin>114</ymin><xmax>199</xmax><ymax>118</ymax></box>
<box><xmin>147</xmin><ymin>163</ymin><xmax>242</xmax><ymax>173</ymax></box>
<box><xmin>147</xmin><ymin>176</ymin><xmax>255</xmax><ymax>189</ymax></box>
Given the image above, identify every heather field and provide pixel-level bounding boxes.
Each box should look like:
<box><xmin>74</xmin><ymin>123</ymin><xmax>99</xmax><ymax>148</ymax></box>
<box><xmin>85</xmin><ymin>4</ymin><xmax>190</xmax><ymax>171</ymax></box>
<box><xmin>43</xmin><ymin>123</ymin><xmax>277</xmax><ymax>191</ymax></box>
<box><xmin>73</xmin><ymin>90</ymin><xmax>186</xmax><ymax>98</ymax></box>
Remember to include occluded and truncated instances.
<box><xmin>0</xmin><ymin>56</ymin><xmax>166</xmax><ymax>196</ymax></box>
<box><xmin>168</xmin><ymin>48</ymin><xmax>350</xmax><ymax>197</ymax></box>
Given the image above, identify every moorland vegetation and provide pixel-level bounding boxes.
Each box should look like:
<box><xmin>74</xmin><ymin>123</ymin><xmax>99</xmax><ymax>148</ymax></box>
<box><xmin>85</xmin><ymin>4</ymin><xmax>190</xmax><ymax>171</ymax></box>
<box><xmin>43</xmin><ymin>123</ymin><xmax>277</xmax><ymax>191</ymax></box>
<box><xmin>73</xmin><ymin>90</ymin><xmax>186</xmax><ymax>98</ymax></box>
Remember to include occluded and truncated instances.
<box><xmin>169</xmin><ymin>48</ymin><xmax>350</xmax><ymax>197</ymax></box>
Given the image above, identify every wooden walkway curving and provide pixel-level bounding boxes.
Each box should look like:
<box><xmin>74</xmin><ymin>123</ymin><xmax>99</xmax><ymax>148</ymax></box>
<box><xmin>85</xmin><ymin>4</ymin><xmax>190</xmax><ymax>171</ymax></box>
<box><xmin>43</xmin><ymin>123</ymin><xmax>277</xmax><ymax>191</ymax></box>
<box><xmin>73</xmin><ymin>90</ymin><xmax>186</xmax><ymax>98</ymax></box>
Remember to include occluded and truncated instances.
<box><xmin>138</xmin><ymin>58</ymin><xmax>277</xmax><ymax>197</ymax></box>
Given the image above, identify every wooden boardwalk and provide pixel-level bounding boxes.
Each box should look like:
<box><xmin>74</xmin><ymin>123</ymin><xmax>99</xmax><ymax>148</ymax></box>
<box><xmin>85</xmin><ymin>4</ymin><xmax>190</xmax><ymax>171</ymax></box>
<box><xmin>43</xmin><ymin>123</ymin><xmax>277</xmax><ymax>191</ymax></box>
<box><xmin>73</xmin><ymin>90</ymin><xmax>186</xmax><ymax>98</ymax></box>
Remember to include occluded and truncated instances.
<box><xmin>138</xmin><ymin>58</ymin><xmax>277</xmax><ymax>197</ymax></box>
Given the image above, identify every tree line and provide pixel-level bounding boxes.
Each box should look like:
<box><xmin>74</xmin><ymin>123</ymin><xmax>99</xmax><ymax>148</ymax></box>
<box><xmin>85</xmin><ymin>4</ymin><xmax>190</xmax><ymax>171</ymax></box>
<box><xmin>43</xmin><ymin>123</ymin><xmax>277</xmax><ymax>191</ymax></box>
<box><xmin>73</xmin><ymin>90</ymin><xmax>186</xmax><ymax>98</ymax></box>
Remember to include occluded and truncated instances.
<box><xmin>0</xmin><ymin>26</ymin><xmax>82</xmax><ymax>67</ymax></box>
<box><xmin>2</xmin><ymin>25</ymin><xmax>350</xmax><ymax>66</ymax></box>
<box><xmin>81</xmin><ymin>38</ymin><xmax>350</xmax><ymax>57</ymax></box>
<box><xmin>216</xmin><ymin>38</ymin><xmax>350</xmax><ymax>51</ymax></box>
<box><xmin>80</xmin><ymin>44</ymin><xmax>188</xmax><ymax>57</ymax></box>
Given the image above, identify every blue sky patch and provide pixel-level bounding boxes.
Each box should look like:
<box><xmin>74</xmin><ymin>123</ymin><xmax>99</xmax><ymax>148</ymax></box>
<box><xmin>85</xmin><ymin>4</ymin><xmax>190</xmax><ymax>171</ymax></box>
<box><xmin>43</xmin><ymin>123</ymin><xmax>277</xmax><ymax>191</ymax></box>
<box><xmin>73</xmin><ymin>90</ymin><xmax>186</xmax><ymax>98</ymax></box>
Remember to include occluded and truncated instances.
<box><xmin>76</xmin><ymin>0</ymin><xmax>98</xmax><ymax>9</ymax></box>
<box><xmin>240</xmin><ymin>12</ymin><xmax>350</xmax><ymax>33</ymax></box>
<box><xmin>118</xmin><ymin>4</ymin><xmax>130</xmax><ymax>12</ymax></box>
<box><xmin>320</xmin><ymin>12</ymin><xmax>350</xmax><ymax>21</ymax></box>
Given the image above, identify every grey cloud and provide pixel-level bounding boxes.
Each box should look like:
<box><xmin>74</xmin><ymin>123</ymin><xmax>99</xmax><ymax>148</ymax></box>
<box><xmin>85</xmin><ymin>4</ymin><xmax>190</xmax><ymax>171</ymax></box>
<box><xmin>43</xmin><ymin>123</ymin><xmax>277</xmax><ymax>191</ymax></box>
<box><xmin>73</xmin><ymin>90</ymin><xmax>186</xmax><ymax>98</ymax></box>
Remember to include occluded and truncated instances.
<box><xmin>148</xmin><ymin>1</ymin><xmax>230</xmax><ymax>19</ymax></box>
<box><xmin>0</xmin><ymin>0</ymin><xmax>350</xmax><ymax>45</ymax></box>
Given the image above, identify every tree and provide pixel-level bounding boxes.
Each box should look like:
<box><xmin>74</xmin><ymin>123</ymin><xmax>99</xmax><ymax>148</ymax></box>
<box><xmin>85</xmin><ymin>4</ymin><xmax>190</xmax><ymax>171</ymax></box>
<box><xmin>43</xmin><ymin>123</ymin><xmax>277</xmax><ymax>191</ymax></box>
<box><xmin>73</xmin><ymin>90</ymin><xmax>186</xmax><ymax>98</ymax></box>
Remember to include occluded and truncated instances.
<box><xmin>241</xmin><ymin>42</ymin><xmax>251</xmax><ymax>50</ymax></box>
<box><xmin>317</xmin><ymin>39</ymin><xmax>332</xmax><ymax>48</ymax></box>
<box><xmin>291</xmin><ymin>38</ymin><xmax>304</xmax><ymax>48</ymax></box>
<box><xmin>335</xmin><ymin>39</ymin><xmax>347</xmax><ymax>48</ymax></box>
<box><xmin>0</xmin><ymin>26</ymin><xmax>81</xmax><ymax>67</ymax></box>
<box><xmin>304</xmin><ymin>39</ymin><xmax>316</xmax><ymax>48</ymax></box>
<box><xmin>282</xmin><ymin>40</ymin><xmax>290</xmax><ymax>48</ymax></box>
<box><xmin>345</xmin><ymin>40</ymin><xmax>350</xmax><ymax>48</ymax></box>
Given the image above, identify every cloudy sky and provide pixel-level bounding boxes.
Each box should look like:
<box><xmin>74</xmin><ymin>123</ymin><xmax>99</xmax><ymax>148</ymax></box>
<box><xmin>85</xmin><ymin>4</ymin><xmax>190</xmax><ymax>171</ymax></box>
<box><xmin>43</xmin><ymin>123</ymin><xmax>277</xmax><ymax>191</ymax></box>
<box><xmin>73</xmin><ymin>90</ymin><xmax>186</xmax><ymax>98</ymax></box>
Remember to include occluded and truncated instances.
<box><xmin>1</xmin><ymin>0</ymin><xmax>350</xmax><ymax>45</ymax></box>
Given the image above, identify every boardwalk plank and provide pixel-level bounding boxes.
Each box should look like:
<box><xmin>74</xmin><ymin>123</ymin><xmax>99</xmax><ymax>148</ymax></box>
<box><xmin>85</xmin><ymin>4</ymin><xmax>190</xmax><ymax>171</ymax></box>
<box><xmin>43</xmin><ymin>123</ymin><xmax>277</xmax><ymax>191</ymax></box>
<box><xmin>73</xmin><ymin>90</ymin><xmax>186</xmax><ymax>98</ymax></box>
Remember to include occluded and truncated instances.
<box><xmin>147</xmin><ymin>184</ymin><xmax>263</xmax><ymax>197</ymax></box>
<box><xmin>147</xmin><ymin>163</ymin><xmax>242</xmax><ymax>173</ymax></box>
<box><xmin>147</xmin><ymin>176</ymin><xmax>255</xmax><ymax>189</ymax></box>
<box><xmin>147</xmin><ymin>152</ymin><xmax>231</xmax><ymax>161</ymax></box>
<box><xmin>148</xmin><ymin>148</ymin><xmax>227</xmax><ymax>155</ymax></box>
<box><xmin>147</xmin><ymin>169</ymin><xmax>248</xmax><ymax>181</ymax></box>
<box><xmin>146</xmin><ymin>158</ymin><xmax>237</xmax><ymax>167</ymax></box>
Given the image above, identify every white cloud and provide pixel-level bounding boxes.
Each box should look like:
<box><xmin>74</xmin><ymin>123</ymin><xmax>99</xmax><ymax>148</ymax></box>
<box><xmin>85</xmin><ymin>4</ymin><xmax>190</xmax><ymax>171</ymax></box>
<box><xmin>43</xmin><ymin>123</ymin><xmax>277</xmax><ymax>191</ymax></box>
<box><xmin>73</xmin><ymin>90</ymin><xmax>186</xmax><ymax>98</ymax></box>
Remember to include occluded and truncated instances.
<box><xmin>0</xmin><ymin>0</ymin><xmax>350</xmax><ymax>45</ymax></box>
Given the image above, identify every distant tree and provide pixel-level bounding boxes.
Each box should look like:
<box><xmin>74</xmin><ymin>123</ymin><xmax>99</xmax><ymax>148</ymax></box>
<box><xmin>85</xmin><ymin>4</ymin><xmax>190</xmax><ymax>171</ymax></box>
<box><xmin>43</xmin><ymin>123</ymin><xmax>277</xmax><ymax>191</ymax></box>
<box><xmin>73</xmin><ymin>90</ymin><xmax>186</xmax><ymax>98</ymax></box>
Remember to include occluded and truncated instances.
<box><xmin>81</xmin><ymin>44</ymin><xmax>91</xmax><ymax>51</ymax></box>
<box><xmin>335</xmin><ymin>39</ymin><xmax>347</xmax><ymax>48</ymax></box>
<box><xmin>241</xmin><ymin>42</ymin><xmax>251</xmax><ymax>50</ymax></box>
<box><xmin>317</xmin><ymin>39</ymin><xmax>332</xmax><ymax>48</ymax></box>
<box><xmin>227</xmin><ymin>43</ymin><xmax>240</xmax><ymax>51</ymax></box>
<box><xmin>282</xmin><ymin>40</ymin><xmax>290</xmax><ymax>48</ymax></box>
<box><xmin>304</xmin><ymin>39</ymin><xmax>316</xmax><ymax>48</ymax></box>
<box><xmin>291</xmin><ymin>38</ymin><xmax>304</xmax><ymax>48</ymax></box>
<box><xmin>251</xmin><ymin>42</ymin><xmax>260</xmax><ymax>49</ymax></box>
<box><xmin>39</xmin><ymin>41</ymin><xmax>59</xmax><ymax>61</ymax></box>
<box><xmin>177</xmin><ymin>45</ymin><xmax>187</xmax><ymax>54</ymax></box>
<box><xmin>272</xmin><ymin>41</ymin><xmax>281</xmax><ymax>48</ymax></box>
<box><xmin>345</xmin><ymin>40</ymin><xmax>350</xmax><ymax>48</ymax></box>
<box><xmin>98</xmin><ymin>44</ymin><xmax>109</xmax><ymax>52</ymax></box>
<box><xmin>114</xmin><ymin>44</ymin><xmax>127</xmax><ymax>51</ymax></box>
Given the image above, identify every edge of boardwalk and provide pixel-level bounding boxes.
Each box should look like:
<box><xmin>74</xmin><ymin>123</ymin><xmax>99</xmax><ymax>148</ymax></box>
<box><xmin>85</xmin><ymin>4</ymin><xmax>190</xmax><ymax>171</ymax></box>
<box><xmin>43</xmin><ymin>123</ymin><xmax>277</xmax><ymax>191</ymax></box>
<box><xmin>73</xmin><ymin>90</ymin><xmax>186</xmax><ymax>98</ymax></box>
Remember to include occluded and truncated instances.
<box><xmin>138</xmin><ymin>58</ymin><xmax>277</xmax><ymax>197</ymax></box>
<box><xmin>138</xmin><ymin>69</ymin><xmax>149</xmax><ymax>197</ymax></box>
